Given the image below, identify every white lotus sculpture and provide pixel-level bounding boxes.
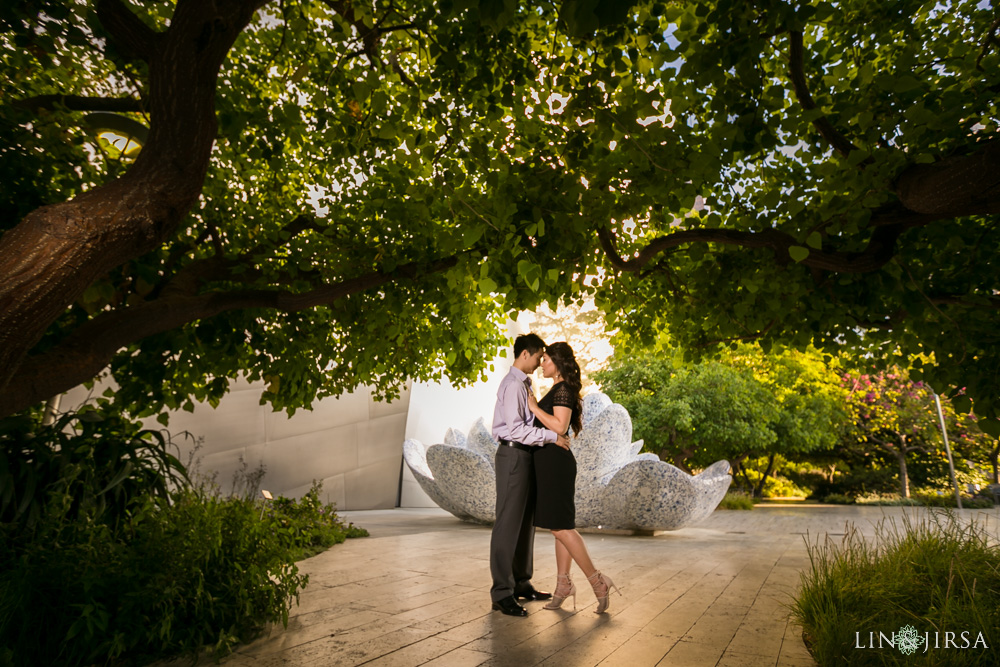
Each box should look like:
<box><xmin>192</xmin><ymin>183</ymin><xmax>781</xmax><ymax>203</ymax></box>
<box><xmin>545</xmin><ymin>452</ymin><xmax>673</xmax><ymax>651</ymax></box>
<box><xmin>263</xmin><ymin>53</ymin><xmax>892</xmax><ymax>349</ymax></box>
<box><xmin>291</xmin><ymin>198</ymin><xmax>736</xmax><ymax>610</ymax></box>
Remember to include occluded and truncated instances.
<box><xmin>403</xmin><ymin>392</ymin><xmax>732</xmax><ymax>531</ymax></box>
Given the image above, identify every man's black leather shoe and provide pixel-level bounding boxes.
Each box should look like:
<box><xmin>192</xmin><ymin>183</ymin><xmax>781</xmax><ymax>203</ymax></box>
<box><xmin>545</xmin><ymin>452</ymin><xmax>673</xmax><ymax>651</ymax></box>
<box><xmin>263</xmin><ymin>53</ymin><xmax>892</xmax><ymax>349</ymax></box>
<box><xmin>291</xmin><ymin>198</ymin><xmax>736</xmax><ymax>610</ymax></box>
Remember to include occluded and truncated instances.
<box><xmin>492</xmin><ymin>596</ymin><xmax>528</xmax><ymax>616</ymax></box>
<box><xmin>514</xmin><ymin>586</ymin><xmax>553</xmax><ymax>601</ymax></box>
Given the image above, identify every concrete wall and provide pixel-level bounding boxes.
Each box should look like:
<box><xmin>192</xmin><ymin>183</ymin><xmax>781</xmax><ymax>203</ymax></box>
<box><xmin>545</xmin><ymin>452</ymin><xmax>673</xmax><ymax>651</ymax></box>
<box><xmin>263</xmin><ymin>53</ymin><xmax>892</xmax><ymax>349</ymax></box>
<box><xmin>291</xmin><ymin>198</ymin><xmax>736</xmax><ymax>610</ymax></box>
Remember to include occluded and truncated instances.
<box><xmin>57</xmin><ymin>317</ymin><xmax>536</xmax><ymax>510</ymax></box>
<box><xmin>61</xmin><ymin>378</ymin><xmax>411</xmax><ymax>510</ymax></box>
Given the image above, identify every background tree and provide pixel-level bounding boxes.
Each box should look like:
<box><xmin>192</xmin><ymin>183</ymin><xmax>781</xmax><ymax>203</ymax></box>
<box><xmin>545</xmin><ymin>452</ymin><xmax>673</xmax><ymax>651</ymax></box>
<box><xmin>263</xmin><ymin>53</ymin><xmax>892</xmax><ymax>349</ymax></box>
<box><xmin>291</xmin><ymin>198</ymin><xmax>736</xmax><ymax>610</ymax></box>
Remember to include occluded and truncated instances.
<box><xmin>596</xmin><ymin>346</ymin><xmax>845</xmax><ymax>496</ymax></box>
<box><xmin>842</xmin><ymin>370</ymin><xmax>934</xmax><ymax>498</ymax></box>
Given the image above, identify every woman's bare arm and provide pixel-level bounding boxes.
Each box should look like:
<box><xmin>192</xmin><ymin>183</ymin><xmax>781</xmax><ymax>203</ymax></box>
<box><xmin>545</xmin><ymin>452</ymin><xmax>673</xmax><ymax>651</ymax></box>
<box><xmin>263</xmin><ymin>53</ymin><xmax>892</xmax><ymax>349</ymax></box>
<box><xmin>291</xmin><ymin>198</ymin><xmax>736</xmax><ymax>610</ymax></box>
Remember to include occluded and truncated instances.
<box><xmin>529</xmin><ymin>400</ymin><xmax>572</xmax><ymax>436</ymax></box>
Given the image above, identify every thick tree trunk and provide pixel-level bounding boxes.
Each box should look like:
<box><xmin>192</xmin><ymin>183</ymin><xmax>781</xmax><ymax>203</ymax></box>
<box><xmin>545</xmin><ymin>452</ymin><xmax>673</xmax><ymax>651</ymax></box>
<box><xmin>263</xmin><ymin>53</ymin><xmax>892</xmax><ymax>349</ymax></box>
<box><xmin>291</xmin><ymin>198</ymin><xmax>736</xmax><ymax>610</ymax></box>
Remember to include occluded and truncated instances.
<box><xmin>0</xmin><ymin>0</ymin><xmax>266</xmax><ymax>405</ymax></box>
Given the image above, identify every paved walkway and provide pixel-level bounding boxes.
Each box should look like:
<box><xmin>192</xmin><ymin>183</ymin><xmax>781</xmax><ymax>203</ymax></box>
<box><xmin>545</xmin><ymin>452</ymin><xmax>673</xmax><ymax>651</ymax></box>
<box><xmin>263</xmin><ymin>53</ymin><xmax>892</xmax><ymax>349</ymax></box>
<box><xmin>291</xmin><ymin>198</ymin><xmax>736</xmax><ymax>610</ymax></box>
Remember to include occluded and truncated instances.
<box><xmin>216</xmin><ymin>504</ymin><xmax>999</xmax><ymax>667</ymax></box>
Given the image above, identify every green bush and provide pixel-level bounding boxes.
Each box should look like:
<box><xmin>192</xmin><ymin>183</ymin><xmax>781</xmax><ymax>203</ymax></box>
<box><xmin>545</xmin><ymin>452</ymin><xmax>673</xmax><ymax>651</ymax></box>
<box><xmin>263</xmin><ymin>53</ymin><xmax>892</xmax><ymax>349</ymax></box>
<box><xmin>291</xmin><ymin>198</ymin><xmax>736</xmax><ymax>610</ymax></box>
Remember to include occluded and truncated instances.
<box><xmin>911</xmin><ymin>491</ymin><xmax>995</xmax><ymax>509</ymax></box>
<box><xmin>820</xmin><ymin>493</ymin><xmax>855</xmax><ymax>505</ymax></box>
<box><xmin>793</xmin><ymin>513</ymin><xmax>1000</xmax><ymax>666</ymax></box>
<box><xmin>0</xmin><ymin>409</ymin><xmax>366</xmax><ymax>666</ymax></box>
<box><xmin>268</xmin><ymin>485</ymin><xmax>369</xmax><ymax>561</ymax></box>
<box><xmin>717</xmin><ymin>491</ymin><xmax>755</xmax><ymax>510</ymax></box>
<box><xmin>854</xmin><ymin>492</ymin><xmax>923</xmax><ymax>506</ymax></box>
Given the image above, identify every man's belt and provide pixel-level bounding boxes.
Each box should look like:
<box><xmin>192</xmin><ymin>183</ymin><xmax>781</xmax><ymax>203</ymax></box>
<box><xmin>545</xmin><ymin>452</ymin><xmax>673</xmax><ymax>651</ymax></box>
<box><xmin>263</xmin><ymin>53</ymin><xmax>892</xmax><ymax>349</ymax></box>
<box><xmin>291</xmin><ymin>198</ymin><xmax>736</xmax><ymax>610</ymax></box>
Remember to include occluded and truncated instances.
<box><xmin>498</xmin><ymin>438</ymin><xmax>534</xmax><ymax>453</ymax></box>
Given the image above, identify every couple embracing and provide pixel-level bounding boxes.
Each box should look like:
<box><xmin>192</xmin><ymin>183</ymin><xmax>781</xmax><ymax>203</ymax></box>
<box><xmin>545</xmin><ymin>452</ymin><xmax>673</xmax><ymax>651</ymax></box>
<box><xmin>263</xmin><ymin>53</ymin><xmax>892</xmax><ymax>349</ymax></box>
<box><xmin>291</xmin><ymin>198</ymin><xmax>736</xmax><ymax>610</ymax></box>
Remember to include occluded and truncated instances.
<box><xmin>489</xmin><ymin>333</ymin><xmax>619</xmax><ymax>617</ymax></box>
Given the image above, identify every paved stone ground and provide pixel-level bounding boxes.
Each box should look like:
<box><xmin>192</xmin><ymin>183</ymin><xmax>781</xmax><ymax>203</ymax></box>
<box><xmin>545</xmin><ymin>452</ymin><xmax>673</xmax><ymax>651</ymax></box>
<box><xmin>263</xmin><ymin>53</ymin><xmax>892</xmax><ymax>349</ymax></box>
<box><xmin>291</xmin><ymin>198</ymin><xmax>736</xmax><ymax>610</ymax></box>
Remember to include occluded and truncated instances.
<box><xmin>212</xmin><ymin>504</ymin><xmax>999</xmax><ymax>667</ymax></box>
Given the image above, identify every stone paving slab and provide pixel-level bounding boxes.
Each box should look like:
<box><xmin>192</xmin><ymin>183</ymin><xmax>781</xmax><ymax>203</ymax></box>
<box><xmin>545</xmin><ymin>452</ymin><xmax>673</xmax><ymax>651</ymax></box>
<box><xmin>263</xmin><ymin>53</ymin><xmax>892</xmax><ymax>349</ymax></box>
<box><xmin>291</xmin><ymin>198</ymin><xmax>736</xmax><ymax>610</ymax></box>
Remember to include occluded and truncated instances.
<box><xmin>200</xmin><ymin>504</ymin><xmax>999</xmax><ymax>667</ymax></box>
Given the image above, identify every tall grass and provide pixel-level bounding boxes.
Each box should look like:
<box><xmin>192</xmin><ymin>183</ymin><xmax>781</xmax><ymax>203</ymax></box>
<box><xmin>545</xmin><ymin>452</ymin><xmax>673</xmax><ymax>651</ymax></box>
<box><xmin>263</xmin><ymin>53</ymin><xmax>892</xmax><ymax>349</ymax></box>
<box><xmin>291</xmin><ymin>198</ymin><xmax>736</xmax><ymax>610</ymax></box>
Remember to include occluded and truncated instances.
<box><xmin>792</xmin><ymin>511</ymin><xmax>1000</xmax><ymax>666</ymax></box>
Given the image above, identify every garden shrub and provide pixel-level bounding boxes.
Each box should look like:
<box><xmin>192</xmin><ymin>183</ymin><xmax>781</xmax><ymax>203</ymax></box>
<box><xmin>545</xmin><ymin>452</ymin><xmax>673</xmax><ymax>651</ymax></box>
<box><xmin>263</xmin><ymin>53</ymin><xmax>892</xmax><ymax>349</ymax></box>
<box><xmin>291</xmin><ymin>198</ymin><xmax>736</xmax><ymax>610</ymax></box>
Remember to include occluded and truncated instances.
<box><xmin>793</xmin><ymin>512</ymin><xmax>1000</xmax><ymax>666</ymax></box>
<box><xmin>0</xmin><ymin>408</ymin><xmax>366</xmax><ymax>666</ymax></box>
<box><xmin>716</xmin><ymin>491</ymin><xmax>755</xmax><ymax>510</ymax></box>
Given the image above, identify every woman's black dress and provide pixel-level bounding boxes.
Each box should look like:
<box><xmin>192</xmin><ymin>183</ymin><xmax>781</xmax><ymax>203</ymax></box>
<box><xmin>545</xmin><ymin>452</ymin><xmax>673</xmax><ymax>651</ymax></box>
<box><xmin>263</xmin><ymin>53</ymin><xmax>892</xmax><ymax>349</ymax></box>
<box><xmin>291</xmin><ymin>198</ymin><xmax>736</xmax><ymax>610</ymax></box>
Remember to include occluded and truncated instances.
<box><xmin>532</xmin><ymin>382</ymin><xmax>579</xmax><ymax>530</ymax></box>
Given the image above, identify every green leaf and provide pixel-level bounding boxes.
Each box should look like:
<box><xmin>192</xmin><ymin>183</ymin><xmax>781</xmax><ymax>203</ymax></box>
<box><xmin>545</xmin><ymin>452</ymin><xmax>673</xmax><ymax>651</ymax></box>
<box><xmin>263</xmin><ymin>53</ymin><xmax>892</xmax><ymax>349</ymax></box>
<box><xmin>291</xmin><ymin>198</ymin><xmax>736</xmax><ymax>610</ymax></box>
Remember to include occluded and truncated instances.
<box><xmin>788</xmin><ymin>246</ymin><xmax>810</xmax><ymax>263</ymax></box>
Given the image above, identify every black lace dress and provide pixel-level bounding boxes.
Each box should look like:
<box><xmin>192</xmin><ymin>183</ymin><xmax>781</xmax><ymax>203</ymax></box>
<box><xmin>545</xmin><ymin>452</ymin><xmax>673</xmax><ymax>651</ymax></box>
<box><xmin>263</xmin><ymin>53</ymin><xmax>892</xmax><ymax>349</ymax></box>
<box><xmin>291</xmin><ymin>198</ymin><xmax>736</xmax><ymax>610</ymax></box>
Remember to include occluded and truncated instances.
<box><xmin>532</xmin><ymin>382</ymin><xmax>579</xmax><ymax>530</ymax></box>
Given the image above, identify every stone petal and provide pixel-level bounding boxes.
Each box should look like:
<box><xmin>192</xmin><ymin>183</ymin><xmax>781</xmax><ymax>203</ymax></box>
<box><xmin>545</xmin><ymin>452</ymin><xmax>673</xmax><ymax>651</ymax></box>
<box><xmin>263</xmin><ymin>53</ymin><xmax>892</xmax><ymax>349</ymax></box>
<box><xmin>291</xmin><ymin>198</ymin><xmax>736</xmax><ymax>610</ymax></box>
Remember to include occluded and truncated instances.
<box><xmin>573</xmin><ymin>404</ymin><xmax>633</xmax><ymax>485</ymax></box>
<box><xmin>465</xmin><ymin>417</ymin><xmax>498</xmax><ymax>470</ymax></box>
<box><xmin>426</xmin><ymin>444</ymin><xmax>495</xmax><ymax>524</ymax></box>
<box><xmin>403</xmin><ymin>439</ymin><xmax>473</xmax><ymax>521</ymax></box>
<box><xmin>582</xmin><ymin>392</ymin><xmax>613</xmax><ymax>428</ymax></box>
<box><xmin>628</xmin><ymin>439</ymin><xmax>644</xmax><ymax>458</ymax></box>
<box><xmin>574</xmin><ymin>483</ymin><xmax>613</xmax><ymax>527</ymax></box>
<box><xmin>603</xmin><ymin>459</ymin><xmax>731</xmax><ymax>531</ymax></box>
<box><xmin>444</xmin><ymin>428</ymin><xmax>467</xmax><ymax>448</ymax></box>
<box><xmin>685</xmin><ymin>461</ymin><xmax>734</xmax><ymax>525</ymax></box>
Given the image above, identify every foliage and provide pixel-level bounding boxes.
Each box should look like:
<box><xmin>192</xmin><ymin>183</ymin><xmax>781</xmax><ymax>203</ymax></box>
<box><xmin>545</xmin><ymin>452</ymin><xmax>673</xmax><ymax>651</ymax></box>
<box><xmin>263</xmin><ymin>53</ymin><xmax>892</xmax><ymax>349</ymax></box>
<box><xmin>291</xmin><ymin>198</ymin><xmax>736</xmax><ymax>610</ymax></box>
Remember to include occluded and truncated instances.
<box><xmin>596</xmin><ymin>353</ymin><xmax>776</xmax><ymax>470</ymax></box>
<box><xmin>734</xmin><ymin>459</ymin><xmax>812</xmax><ymax>498</ymax></box>
<box><xmin>716</xmin><ymin>491</ymin><xmax>754</xmax><ymax>510</ymax></box>
<box><xmin>840</xmin><ymin>367</ymin><xmax>996</xmax><ymax>498</ymax></box>
<box><xmin>854</xmin><ymin>492</ymin><xmax>923</xmax><ymax>506</ymax></box>
<box><xmin>593</xmin><ymin>0</ymin><xmax>1000</xmax><ymax>433</ymax></box>
<box><xmin>595</xmin><ymin>345</ymin><xmax>846</xmax><ymax>486</ymax></box>
<box><xmin>267</xmin><ymin>484</ymin><xmax>369</xmax><ymax>562</ymax></box>
<box><xmin>0</xmin><ymin>406</ymin><xmax>187</xmax><ymax>529</ymax></box>
<box><xmin>793</xmin><ymin>513</ymin><xmax>1000</xmax><ymax>666</ymax></box>
<box><xmin>0</xmin><ymin>412</ymin><xmax>365</xmax><ymax>666</ymax></box>
<box><xmin>3</xmin><ymin>0</ymin><xmax>1000</xmax><ymax>429</ymax></box>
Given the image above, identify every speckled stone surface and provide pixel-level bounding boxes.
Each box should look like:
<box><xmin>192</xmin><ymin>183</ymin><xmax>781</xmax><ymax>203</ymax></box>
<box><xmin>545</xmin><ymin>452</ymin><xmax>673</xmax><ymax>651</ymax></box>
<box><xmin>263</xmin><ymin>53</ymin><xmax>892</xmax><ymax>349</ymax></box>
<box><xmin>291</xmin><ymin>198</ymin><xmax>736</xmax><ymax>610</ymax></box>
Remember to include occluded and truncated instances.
<box><xmin>402</xmin><ymin>391</ymin><xmax>732</xmax><ymax>531</ymax></box>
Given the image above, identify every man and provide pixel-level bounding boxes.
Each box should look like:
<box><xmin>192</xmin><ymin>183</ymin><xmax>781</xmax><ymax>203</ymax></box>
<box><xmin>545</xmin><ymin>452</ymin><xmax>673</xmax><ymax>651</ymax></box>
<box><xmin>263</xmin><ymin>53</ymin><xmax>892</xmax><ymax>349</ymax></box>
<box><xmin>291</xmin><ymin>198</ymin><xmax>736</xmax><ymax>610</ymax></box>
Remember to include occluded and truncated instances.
<box><xmin>490</xmin><ymin>333</ymin><xmax>571</xmax><ymax>617</ymax></box>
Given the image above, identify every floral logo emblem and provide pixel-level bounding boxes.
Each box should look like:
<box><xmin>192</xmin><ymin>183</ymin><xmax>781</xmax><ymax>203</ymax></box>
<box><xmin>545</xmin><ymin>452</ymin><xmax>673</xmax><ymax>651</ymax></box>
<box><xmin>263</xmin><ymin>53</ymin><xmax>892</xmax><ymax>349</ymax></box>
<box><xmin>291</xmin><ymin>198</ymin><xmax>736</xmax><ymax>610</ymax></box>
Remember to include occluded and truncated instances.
<box><xmin>896</xmin><ymin>625</ymin><xmax>925</xmax><ymax>655</ymax></box>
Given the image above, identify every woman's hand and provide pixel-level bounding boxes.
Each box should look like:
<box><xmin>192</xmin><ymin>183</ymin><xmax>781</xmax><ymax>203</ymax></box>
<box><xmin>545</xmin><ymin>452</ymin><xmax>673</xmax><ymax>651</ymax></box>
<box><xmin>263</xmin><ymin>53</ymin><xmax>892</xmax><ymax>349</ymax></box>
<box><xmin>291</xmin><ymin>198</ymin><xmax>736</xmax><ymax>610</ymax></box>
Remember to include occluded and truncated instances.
<box><xmin>527</xmin><ymin>394</ymin><xmax>540</xmax><ymax>414</ymax></box>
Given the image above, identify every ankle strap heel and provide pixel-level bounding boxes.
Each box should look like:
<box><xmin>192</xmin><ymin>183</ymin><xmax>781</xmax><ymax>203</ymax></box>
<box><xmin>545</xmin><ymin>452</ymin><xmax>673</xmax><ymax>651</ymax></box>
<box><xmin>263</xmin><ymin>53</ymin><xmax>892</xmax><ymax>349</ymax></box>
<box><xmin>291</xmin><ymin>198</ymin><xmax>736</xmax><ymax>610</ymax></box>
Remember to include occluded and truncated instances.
<box><xmin>543</xmin><ymin>574</ymin><xmax>576</xmax><ymax>611</ymax></box>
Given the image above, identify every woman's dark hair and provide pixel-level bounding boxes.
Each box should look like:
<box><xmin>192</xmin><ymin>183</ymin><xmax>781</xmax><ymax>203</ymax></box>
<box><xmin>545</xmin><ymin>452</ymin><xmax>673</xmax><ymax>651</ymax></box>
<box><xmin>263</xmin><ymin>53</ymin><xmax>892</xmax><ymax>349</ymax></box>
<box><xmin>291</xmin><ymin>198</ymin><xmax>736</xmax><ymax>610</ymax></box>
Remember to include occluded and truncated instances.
<box><xmin>546</xmin><ymin>342</ymin><xmax>583</xmax><ymax>436</ymax></box>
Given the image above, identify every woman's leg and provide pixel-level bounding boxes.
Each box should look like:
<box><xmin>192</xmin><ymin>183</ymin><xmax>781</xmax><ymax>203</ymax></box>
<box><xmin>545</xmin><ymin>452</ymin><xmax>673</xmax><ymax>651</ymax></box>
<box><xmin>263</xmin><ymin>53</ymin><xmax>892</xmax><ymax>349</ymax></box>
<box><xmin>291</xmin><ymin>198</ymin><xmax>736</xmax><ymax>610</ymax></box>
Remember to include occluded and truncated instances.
<box><xmin>551</xmin><ymin>529</ymin><xmax>597</xmax><ymax>578</ymax></box>
<box><xmin>552</xmin><ymin>529</ymin><xmax>617</xmax><ymax>611</ymax></box>
<box><xmin>554</xmin><ymin>534</ymin><xmax>573</xmax><ymax>574</ymax></box>
<box><xmin>545</xmin><ymin>531</ymin><xmax>577</xmax><ymax>609</ymax></box>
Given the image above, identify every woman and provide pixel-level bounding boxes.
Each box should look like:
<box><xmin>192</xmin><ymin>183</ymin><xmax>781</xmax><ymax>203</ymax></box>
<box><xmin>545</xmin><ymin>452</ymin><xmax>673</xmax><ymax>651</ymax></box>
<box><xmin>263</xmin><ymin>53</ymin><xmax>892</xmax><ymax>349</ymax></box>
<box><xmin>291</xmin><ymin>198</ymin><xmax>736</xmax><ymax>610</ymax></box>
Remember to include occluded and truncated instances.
<box><xmin>527</xmin><ymin>341</ymin><xmax>619</xmax><ymax>613</ymax></box>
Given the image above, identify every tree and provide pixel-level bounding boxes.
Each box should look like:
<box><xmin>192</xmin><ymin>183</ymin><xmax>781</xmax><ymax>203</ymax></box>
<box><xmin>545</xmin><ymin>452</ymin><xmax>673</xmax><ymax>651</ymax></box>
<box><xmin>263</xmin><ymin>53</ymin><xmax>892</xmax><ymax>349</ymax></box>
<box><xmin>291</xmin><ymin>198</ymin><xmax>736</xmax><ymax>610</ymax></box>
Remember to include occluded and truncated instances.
<box><xmin>842</xmin><ymin>370</ymin><xmax>935</xmax><ymax>498</ymax></box>
<box><xmin>580</xmin><ymin>0</ymin><xmax>1000</xmax><ymax>431</ymax></box>
<box><xmin>3</xmin><ymin>0</ymin><xmax>1000</xmax><ymax>430</ymax></box>
<box><xmin>595</xmin><ymin>346</ymin><xmax>845</xmax><ymax>494</ymax></box>
<box><xmin>0</xmin><ymin>0</ymin><xmax>610</xmax><ymax>419</ymax></box>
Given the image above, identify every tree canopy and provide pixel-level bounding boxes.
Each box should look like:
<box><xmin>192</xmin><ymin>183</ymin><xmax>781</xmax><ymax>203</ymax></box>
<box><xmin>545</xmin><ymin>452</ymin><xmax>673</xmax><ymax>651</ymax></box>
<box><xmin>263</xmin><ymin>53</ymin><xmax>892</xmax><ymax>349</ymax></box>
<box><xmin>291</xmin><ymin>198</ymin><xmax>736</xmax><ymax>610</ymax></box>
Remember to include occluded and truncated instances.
<box><xmin>595</xmin><ymin>346</ymin><xmax>846</xmax><ymax>477</ymax></box>
<box><xmin>1</xmin><ymin>0</ymin><xmax>999</xmax><ymax>426</ymax></box>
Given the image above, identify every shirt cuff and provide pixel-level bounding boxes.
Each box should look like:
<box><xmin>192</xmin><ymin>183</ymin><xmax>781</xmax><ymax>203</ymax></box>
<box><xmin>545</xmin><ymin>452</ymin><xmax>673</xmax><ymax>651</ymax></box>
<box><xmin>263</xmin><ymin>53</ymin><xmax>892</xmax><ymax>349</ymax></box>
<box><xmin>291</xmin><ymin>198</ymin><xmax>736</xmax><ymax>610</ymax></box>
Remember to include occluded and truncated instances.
<box><xmin>543</xmin><ymin>428</ymin><xmax>558</xmax><ymax>443</ymax></box>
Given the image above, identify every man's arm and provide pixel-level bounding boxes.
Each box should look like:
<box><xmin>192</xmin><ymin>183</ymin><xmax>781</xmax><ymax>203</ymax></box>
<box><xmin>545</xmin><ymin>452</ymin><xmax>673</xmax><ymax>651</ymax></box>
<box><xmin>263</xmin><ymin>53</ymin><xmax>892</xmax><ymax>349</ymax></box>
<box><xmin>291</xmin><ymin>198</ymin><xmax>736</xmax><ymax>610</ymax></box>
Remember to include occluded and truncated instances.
<box><xmin>499</xmin><ymin>381</ymin><xmax>557</xmax><ymax>445</ymax></box>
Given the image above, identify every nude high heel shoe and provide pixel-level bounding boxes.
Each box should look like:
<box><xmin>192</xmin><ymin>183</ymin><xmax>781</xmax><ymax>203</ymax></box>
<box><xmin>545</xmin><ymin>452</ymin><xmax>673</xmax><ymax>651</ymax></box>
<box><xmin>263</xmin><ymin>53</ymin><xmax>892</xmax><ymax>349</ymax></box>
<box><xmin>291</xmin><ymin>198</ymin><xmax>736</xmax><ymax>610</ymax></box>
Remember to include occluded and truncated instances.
<box><xmin>587</xmin><ymin>571</ymin><xmax>620</xmax><ymax>614</ymax></box>
<box><xmin>544</xmin><ymin>574</ymin><xmax>576</xmax><ymax>610</ymax></box>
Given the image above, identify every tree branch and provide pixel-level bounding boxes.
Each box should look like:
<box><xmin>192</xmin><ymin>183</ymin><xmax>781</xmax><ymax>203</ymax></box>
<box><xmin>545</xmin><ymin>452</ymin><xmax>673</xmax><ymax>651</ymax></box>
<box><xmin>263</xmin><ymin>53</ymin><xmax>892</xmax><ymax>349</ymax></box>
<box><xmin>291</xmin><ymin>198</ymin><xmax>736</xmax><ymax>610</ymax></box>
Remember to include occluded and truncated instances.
<box><xmin>0</xmin><ymin>254</ymin><xmax>461</xmax><ymax>417</ymax></box>
<box><xmin>14</xmin><ymin>95</ymin><xmax>145</xmax><ymax>114</ymax></box>
<box><xmin>96</xmin><ymin>0</ymin><xmax>160</xmax><ymax>62</ymax></box>
<box><xmin>894</xmin><ymin>139</ymin><xmax>1000</xmax><ymax>217</ymax></box>
<box><xmin>977</xmin><ymin>15</ymin><xmax>1000</xmax><ymax>69</ymax></box>
<box><xmin>597</xmin><ymin>223</ymin><xmax>905</xmax><ymax>275</ymax></box>
<box><xmin>788</xmin><ymin>30</ymin><xmax>862</xmax><ymax>160</ymax></box>
<box><xmin>320</xmin><ymin>0</ymin><xmax>382</xmax><ymax>67</ymax></box>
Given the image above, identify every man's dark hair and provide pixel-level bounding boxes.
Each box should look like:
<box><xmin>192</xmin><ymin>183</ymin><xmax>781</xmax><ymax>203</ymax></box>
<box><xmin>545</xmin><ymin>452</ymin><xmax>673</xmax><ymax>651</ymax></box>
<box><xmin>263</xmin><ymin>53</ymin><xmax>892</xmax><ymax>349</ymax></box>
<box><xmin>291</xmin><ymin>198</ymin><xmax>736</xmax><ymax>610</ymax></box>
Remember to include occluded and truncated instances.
<box><xmin>513</xmin><ymin>333</ymin><xmax>546</xmax><ymax>358</ymax></box>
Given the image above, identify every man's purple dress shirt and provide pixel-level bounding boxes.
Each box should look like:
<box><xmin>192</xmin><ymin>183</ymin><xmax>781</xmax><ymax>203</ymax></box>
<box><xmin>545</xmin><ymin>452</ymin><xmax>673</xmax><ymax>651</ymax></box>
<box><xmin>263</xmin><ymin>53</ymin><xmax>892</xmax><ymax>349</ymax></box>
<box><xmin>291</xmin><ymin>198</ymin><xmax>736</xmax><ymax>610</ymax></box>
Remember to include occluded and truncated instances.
<box><xmin>491</xmin><ymin>366</ymin><xmax>557</xmax><ymax>445</ymax></box>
